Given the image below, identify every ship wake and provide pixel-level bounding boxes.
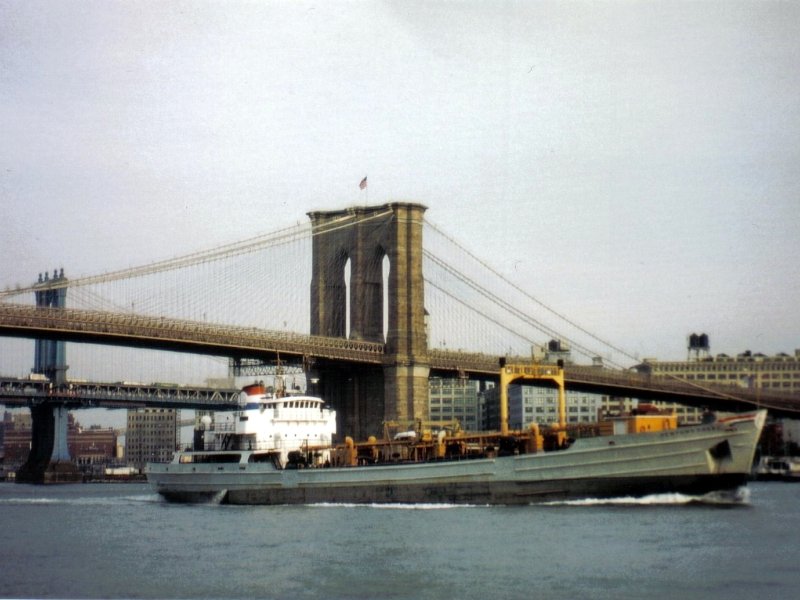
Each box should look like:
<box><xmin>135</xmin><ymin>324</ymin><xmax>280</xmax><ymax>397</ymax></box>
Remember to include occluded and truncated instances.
<box><xmin>539</xmin><ymin>487</ymin><xmax>750</xmax><ymax>508</ymax></box>
<box><xmin>307</xmin><ymin>502</ymin><xmax>482</xmax><ymax>510</ymax></box>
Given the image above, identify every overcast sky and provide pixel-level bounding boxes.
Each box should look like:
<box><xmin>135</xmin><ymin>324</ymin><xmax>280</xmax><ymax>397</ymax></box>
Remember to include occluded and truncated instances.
<box><xmin>2</xmin><ymin>0</ymin><xmax>799</xmax><ymax>377</ymax></box>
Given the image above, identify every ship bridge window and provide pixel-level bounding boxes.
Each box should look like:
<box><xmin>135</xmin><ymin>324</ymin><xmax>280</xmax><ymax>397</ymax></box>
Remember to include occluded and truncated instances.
<box><xmin>188</xmin><ymin>453</ymin><xmax>242</xmax><ymax>464</ymax></box>
<box><xmin>248</xmin><ymin>452</ymin><xmax>278</xmax><ymax>464</ymax></box>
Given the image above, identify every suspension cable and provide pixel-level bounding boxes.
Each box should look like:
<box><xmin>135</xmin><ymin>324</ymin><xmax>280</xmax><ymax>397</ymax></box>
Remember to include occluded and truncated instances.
<box><xmin>425</xmin><ymin>218</ymin><xmax>638</xmax><ymax>363</ymax></box>
<box><xmin>0</xmin><ymin>208</ymin><xmax>394</xmax><ymax>299</ymax></box>
<box><xmin>424</xmin><ymin>250</ymin><xmax>629</xmax><ymax>369</ymax></box>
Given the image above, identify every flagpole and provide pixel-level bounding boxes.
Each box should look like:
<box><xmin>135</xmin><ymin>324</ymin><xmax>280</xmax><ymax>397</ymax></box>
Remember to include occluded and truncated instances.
<box><xmin>360</xmin><ymin>175</ymin><xmax>368</xmax><ymax>206</ymax></box>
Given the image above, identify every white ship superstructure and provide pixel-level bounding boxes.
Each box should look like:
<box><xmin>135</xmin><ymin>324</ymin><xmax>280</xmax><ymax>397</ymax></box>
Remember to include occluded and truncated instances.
<box><xmin>198</xmin><ymin>383</ymin><xmax>337</xmax><ymax>467</ymax></box>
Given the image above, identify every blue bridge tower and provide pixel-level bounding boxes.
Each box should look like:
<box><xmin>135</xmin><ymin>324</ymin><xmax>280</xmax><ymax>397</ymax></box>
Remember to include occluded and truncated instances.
<box><xmin>16</xmin><ymin>269</ymin><xmax>81</xmax><ymax>483</ymax></box>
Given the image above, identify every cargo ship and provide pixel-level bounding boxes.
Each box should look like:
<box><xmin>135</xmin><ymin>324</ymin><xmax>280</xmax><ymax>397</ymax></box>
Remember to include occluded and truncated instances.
<box><xmin>146</xmin><ymin>363</ymin><xmax>766</xmax><ymax>505</ymax></box>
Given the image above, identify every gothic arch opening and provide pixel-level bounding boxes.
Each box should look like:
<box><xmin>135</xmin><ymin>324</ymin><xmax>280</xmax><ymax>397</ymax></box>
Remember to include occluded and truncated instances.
<box><xmin>344</xmin><ymin>256</ymin><xmax>351</xmax><ymax>339</ymax></box>
<box><xmin>382</xmin><ymin>253</ymin><xmax>390</xmax><ymax>342</ymax></box>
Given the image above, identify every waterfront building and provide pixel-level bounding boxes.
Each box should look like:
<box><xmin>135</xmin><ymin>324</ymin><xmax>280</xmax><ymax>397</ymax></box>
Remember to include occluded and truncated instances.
<box><xmin>640</xmin><ymin>345</ymin><xmax>800</xmax><ymax>428</ymax></box>
<box><xmin>428</xmin><ymin>378</ymin><xmax>485</xmax><ymax>431</ymax></box>
<box><xmin>72</xmin><ymin>424</ymin><xmax>117</xmax><ymax>467</ymax></box>
<box><xmin>1</xmin><ymin>410</ymin><xmax>116</xmax><ymax>474</ymax></box>
<box><xmin>641</xmin><ymin>348</ymin><xmax>800</xmax><ymax>393</ymax></box>
<box><xmin>125</xmin><ymin>408</ymin><xmax>179</xmax><ymax>470</ymax></box>
<box><xmin>511</xmin><ymin>385</ymin><xmax>604</xmax><ymax>429</ymax></box>
<box><xmin>482</xmin><ymin>385</ymin><xmax>608</xmax><ymax>430</ymax></box>
<box><xmin>2</xmin><ymin>411</ymin><xmax>33</xmax><ymax>469</ymax></box>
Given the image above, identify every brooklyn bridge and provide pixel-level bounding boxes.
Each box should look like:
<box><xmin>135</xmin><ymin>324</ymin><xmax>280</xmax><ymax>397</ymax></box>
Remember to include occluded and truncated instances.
<box><xmin>1</xmin><ymin>202</ymin><xmax>797</xmax><ymax>481</ymax></box>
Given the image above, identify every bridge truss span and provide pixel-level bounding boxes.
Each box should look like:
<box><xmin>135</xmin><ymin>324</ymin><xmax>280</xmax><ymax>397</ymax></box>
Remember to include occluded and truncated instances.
<box><xmin>0</xmin><ymin>376</ymin><xmax>243</xmax><ymax>410</ymax></box>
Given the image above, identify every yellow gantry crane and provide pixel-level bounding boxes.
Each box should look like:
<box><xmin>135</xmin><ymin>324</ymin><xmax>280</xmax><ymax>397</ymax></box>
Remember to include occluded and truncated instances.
<box><xmin>499</xmin><ymin>359</ymin><xmax>567</xmax><ymax>442</ymax></box>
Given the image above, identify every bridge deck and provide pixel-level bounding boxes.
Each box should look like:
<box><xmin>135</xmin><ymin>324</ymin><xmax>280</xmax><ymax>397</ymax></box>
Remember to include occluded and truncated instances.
<box><xmin>0</xmin><ymin>303</ymin><xmax>385</xmax><ymax>363</ymax></box>
<box><xmin>1</xmin><ymin>304</ymin><xmax>799</xmax><ymax>416</ymax></box>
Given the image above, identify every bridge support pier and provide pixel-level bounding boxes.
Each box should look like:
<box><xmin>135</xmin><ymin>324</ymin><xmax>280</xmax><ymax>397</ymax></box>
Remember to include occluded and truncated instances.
<box><xmin>314</xmin><ymin>364</ymin><xmax>385</xmax><ymax>441</ymax></box>
<box><xmin>383</xmin><ymin>364</ymin><xmax>430</xmax><ymax>425</ymax></box>
<box><xmin>16</xmin><ymin>404</ymin><xmax>81</xmax><ymax>483</ymax></box>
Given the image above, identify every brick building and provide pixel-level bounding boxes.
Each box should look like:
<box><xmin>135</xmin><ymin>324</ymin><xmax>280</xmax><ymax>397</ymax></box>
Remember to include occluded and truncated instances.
<box><xmin>1</xmin><ymin>410</ymin><xmax>116</xmax><ymax>472</ymax></box>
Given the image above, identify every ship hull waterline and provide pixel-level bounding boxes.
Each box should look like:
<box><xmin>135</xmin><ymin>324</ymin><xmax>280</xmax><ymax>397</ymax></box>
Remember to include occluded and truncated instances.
<box><xmin>147</xmin><ymin>411</ymin><xmax>765</xmax><ymax>506</ymax></box>
<box><xmin>156</xmin><ymin>474</ymin><xmax>749</xmax><ymax>505</ymax></box>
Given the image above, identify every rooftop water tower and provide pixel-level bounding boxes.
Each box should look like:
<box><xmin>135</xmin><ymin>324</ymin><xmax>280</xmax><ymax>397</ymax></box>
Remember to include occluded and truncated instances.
<box><xmin>688</xmin><ymin>333</ymin><xmax>710</xmax><ymax>361</ymax></box>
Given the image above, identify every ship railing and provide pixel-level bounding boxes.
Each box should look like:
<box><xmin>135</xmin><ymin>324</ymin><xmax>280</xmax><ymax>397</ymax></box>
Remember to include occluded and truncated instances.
<box><xmin>204</xmin><ymin>421</ymin><xmax>237</xmax><ymax>433</ymax></box>
<box><xmin>201</xmin><ymin>438</ymin><xmax>280</xmax><ymax>452</ymax></box>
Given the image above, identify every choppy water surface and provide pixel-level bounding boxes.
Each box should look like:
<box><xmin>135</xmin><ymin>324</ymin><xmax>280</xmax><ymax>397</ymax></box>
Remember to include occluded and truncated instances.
<box><xmin>0</xmin><ymin>482</ymin><xmax>797</xmax><ymax>599</ymax></box>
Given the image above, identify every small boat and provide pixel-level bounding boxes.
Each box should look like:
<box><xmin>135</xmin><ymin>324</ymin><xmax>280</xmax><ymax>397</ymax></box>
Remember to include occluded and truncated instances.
<box><xmin>753</xmin><ymin>456</ymin><xmax>800</xmax><ymax>482</ymax></box>
<box><xmin>146</xmin><ymin>363</ymin><xmax>766</xmax><ymax>505</ymax></box>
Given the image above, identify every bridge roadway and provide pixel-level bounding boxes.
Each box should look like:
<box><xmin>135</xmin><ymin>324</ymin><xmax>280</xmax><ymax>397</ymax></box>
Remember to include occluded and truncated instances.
<box><xmin>0</xmin><ymin>303</ymin><xmax>384</xmax><ymax>363</ymax></box>
<box><xmin>1</xmin><ymin>303</ymin><xmax>799</xmax><ymax>417</ymax></box>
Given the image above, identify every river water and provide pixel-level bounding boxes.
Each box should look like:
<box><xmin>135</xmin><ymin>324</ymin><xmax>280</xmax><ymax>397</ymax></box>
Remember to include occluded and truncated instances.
<box><xmin>0</xmin><ymin>481</ymin><xmax>797</xmax><ymax>600</ymax></box>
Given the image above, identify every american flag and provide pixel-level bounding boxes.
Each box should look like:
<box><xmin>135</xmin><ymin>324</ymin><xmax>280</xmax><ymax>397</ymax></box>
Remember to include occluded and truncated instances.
<box><xmin>359</xmin><ymin>176</ymin><xmax>367</xmax><ymax>190</ymax></box>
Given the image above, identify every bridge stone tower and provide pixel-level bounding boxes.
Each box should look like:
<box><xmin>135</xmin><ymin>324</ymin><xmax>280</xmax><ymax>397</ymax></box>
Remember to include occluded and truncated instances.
<box><xmin>17</xmin><ymin>270</ymin><xmax>81</xmax><ymax>483</ymax></box>
<box><xmin>308</xmin><ymin>202</ymin><xmax>429</xmax><ymax>438</ymax></box>
<box><xmin>33</xmin><ymin>269</ymin><xmax>68</xmax><ymax>385</ymax></box>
